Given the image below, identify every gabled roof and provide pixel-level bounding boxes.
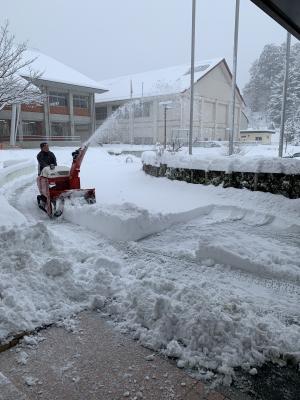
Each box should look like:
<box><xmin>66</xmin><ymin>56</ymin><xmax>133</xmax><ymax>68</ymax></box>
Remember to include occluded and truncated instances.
<box><xmin>20</xmin><ymin>49</ymin><xmax>107</xmax><ymax>93</ymax></box>
<box><xmin>95</xmin><ymin>58</ymin><xmax>224</xmax><ymax>102</ymax></box>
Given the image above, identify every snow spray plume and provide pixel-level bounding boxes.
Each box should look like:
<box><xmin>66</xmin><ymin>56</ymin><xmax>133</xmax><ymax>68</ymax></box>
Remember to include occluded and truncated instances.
<box><xmin>86</xmin><ymin>100</ymin><xmax>142</xmax><ymax>147</ymax></box>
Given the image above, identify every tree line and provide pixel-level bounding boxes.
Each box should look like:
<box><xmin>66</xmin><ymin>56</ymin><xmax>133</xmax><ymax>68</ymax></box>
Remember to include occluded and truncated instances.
<box><xmin>243</xmin><ymin>42</ymin><xmax>300</xmax><ymax>144</ymax></box>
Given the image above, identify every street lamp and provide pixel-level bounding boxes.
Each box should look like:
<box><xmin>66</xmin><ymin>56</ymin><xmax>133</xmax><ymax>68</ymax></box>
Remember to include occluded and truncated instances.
<box><xmin>159</xmin><ymin>101</ymin><xmax>173</xmax><ymax>148</ymax></box>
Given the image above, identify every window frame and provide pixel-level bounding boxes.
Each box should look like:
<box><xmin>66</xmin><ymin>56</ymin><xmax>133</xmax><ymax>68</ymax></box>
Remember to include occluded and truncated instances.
<box><xmin>49</xmin><ymin>91</ymin><xmax>68</xmax><ymax>107</ymax></box>
<box><xmin>96</xmin><ymin>106</ymin><xmax>108</xmax><ymax>120</ymax></box>
<box><xmin>73</xmin><ymin>95</ymin><xmax>89</xmax><ymax>109</ymax></box>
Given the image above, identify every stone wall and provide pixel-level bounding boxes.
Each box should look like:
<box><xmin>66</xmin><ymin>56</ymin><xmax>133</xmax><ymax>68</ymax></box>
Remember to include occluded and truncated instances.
<box><xmin>143</xmin><ymin>164</ymin><xmax>300</xmax><ymax>199</ymax></box>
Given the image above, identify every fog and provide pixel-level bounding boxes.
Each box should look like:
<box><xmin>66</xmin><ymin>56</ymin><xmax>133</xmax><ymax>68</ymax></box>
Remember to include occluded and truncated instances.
<box><xmin>1</xmin><ymin>0</ymin><xmax>293</xmax><ymax>88</ymax></box>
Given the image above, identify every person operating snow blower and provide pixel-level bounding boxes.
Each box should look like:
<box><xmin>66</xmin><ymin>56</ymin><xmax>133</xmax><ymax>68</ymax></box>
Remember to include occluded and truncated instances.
<box><xmin>36</xmin><ymin>144</ymin><xmax>95</xmax><ymax>218</ymax></box>
<box><xmin>37</xmin><ymin>142</ymin><xmax>57</xmax><ymax>175</ymax></box>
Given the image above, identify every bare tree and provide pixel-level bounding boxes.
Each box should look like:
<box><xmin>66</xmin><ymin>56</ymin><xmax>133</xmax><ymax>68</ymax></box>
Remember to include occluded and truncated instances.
<box><xmin>0</xmin><ymin>21</ymin><xmax>43</xmax><ymax>111</ymax></box>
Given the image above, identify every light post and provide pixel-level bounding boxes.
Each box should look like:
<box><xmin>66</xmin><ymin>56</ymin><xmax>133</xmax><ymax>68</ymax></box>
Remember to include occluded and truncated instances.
<box><xmin>159</xmin><ymin>101</ymin><xmax>173</xmax><ymax>149</ymax></box>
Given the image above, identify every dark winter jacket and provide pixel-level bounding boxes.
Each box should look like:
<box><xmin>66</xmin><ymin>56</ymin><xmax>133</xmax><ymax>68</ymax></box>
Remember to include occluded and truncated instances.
<box><xmin>37</xmin><ymin>151</ymin><xmax>57</xmax><ymax>175</ymax></box>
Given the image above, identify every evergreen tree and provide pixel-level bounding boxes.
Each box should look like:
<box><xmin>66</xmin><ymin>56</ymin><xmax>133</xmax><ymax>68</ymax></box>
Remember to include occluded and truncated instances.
<box><xmin>244</xmin><ymin>42</ymin><xmax>300</xmax><ymax>129</ymax></box>
<box><xmin>243</xmin><ymin>44</ymin><xmax>284</xmax><ymax>113</ymax></box>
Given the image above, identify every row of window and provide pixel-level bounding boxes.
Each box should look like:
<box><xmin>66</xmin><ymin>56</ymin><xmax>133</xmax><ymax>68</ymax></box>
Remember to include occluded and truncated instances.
<box><xmin>96</xmin><ymin>102</ymin><xmax>151</xmax><ymax>121</ymax></box>
<box><xmin>241</xmin><ymin>135</ymin><xmax>264</xmax><ymax>141</ymax></box>
<box><xmin>49</xmin><ymin>92</ymin><xmax>89</xmax><ymax>109</ymax></box>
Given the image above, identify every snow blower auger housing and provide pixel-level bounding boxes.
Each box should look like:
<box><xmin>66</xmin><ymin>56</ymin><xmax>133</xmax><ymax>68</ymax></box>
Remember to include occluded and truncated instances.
<box><xmin>37</xmin><ymin>145</ymin><xmax>95</xmax><ymax>217</ymax></box>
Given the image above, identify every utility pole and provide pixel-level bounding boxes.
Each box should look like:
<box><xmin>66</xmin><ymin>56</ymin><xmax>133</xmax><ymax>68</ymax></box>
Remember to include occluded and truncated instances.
<box><xmin>229</xmin><ymin>0</ymin><xmax>240</xmax><ymax>156</ymax></box>
<box><xmin>164</xmin><ymin>106</ymin><xmax>167</xmax><ymax>149</ymax></box>
<box><xmin>188</xmin><ymin>0</ymin><xmax>196</xmax><ymax>155</ymax></box>
<box><xmin>279</xmin><ymin>32</ymin><xmax>291</xmax><ymax>157</ymax></box>
<box><xmin>129</xmin><ymin>79</ymin><xmax>134</xmax><ymax>144</ymax></box>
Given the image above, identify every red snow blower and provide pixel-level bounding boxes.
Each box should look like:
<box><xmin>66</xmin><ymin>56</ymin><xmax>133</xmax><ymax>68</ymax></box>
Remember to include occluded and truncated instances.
<box><xmin>37</xmin><ymin>145</ymin><xmax>95</xmax><ymax>217</ymax></box>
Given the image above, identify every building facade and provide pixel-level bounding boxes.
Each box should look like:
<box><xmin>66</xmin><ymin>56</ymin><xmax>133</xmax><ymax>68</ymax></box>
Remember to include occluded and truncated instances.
<box><xmin>239</xmin><ymin>130</ymin><xmax>275</xmax><ymax>144</ymax></box>
<box><xmin>95</xmin><ymin>59</ymin><xmax>247</xmax><ymax>145</ymax></box>
<box><xmin>0</xmin><ymin>50</ymin><xmax>106</xmax><ymax>147</ymax></box>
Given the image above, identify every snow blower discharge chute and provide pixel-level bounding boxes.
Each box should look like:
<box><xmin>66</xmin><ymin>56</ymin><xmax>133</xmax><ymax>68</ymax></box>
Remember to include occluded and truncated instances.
<box><xmin>37</xmin><ymin>145</ymin><xmax>95</xmax><ymax>217</ymax></box>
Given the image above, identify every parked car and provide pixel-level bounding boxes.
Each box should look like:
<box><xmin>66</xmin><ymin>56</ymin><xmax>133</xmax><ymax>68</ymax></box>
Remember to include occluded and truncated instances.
<box><xmin>283</xmin><ymin>152</ymin><xmax>300</xmax><ymax>158</ymax></box>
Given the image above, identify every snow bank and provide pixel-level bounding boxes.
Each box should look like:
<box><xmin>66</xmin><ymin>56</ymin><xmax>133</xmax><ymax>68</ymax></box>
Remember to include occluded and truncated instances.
<box><xmin>2</xmin><ymin>159</ymin><xmax>29</xmax><ymax>168</ymax></box>
<box><xmin>0</xmin><ymin>195</ymin><xmax>26</xmax><ymax>227</ymax></box>
<box><xmin>63</xmin><ymin>201</ymin><xmax>213</xmax><ymax>241</ymax></box>
<box><xmin>0</xmin><ymin>160</ymin><xmax>36</xmax><ymax>187</ymax></box>
<box><xmin>0</xmin><ymin>221</ymin><xmax>123</xmax><ymax>340</ymax></box>
<box><xmin>142</xmin><ymin>151</ymin><xmax>300</xmax><ymax>174</ymax></box>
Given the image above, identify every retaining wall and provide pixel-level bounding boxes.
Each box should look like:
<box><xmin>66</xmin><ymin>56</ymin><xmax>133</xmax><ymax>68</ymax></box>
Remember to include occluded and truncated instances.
<box><xmin>143</xmin><ymin>163</ymin><xmax>300</xmax><ymax>199</ymax></box>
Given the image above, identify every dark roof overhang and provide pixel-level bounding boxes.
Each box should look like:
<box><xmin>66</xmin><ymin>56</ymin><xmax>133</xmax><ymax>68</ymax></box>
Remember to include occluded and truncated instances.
<box><xmin>250</xmin><ymin>0</ymin><xmax>300</xmax><ymax>40</ymax></box>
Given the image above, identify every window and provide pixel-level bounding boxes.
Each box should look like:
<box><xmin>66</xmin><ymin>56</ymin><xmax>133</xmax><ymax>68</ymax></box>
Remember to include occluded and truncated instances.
<box><xmin>112</xmin><ymin>105</ymin><xmax>120</xmax><ymax>112</ymax></box>
<box><xmin>51</xmin><ymin>122</ymin><xmax>70</xmax><ymax>137</ymax></box>
<box><xmin>73</xmin><ymin>95</ymin><xmax>89</xmax><ymax>109</ymax></box>
<box><xmin>75</xmin><ymin>124</ymin><xmax>91</xmax><ymax>141</ymax></box>
<box><xmin>134</xmin><ymin>101</ymin><xmax>151</xmax><ymax>118</ymax></box>
<box><xmin>134</xmin><ymin>137</ymin><xmax>153</xmax><ymax>144</ymax></box>
<box><xmin>0</xmin><ymin>120</ymin><xmax>10</xmax><ymax>136</ymax></box>
<box><xmin>255</xmin><ymin>137</ymin><xmax>262</xmax><ymax>141</ymax></box>
<box><xmin>23</xmin><ymin>121</ymin><xmax>44</xmax><ymax>136</ymax></box>
<box><xmin>49</xmin><ymin>92</ymin><xmax>68</xmax><ymax>107</ymax></box>
<box><xmin>96</xmin><ymin>106</ymin><xmax>107</xmax><ymax>120</ymax></box>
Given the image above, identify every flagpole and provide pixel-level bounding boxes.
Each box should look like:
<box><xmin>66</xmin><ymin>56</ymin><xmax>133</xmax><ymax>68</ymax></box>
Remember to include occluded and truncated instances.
<box><xmin>188</xmin><ymin>0</ymin><xmax>196</xmax><ymax>155</ymax></box>
<box><xmin>278</xmin><ymin>32</ymin><xmax>291</xmax><ymax>157</ymax></box>
<box><xmin>229</xmin><ymin>0</ymin><xmax>240</xmax><ymax>156</ymax></box>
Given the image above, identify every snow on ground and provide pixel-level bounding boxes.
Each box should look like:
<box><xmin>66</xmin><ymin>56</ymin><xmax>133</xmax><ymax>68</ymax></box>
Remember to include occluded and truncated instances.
<box><xmin>0</xmin><ymin>145</ymin><xmax>300</xmax><ymax>384</ymax></box>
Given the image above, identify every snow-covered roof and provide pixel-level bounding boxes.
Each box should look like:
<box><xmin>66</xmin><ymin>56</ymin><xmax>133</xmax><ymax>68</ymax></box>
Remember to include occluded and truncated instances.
<box><xmin>240</xmin><ymin>130</ymin><xmax>276</xmax><ymax>134</ymax></box>
<box><xmin>95</xmin><ymin>58</ymin><xmax>224</xmax><ymax>102</ymax></box>
<box><xmin>20</xmin><ymin>49</ymin><xmax>107</xmax><ymax>93</ymax></box>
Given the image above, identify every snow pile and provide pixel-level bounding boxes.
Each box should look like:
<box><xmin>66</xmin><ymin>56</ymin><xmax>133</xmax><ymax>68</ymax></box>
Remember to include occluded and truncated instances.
<box><xmin>2</xmin><ymin>159</ymin><xmax>29</xmax><ymax>168</ymax></box>
<box><xmin>0</xmin><ymin>221</ymin><xmax>124</xmax><ymax>340</ymax></box>
<box><xmin>142</xmin><ymin>151</ymin><xmax>300</xmax><ymax>174</ymax></box>
<box><xmin>63</xmin><ymin>201</ymin><xmax>212</xmax><ymax>241</ymax></box>
<box><xmin>103</xmin><ymin>230</ymin><xmax>300</xmax><ymax>384</ymax></box>
<box><xmin>0</xmin><ymin>195</ymin><xmax>26</xmax><ymax>227</ymax></box>
<box><xmin>0</xmin><ymin>159</ymin><xmax>36</xmax><ymax>187</ymax></box>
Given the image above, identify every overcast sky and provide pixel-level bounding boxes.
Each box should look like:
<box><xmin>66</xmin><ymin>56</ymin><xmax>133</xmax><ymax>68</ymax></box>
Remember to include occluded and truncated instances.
<box><xmin>1</xmin><ymin>0</ymin><xmax>295</xmax><ymax>89</ymax></box>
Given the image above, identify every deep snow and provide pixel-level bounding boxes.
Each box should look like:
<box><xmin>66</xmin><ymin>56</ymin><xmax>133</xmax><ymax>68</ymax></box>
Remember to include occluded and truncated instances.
<box><xmin>0</xmin><ymin>145</ymin><xmax>299</xmax><ymax>384</ymax></box>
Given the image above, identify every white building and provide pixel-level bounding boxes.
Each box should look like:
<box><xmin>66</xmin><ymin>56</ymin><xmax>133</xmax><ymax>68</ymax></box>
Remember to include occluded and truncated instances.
<box><xmin>95</xmin><ymin>58</ymin><xmax>247</xmax><ymax>145</ymax></box>
<box><xmin>240</xmin><ymin>129</ymin><xmax>275</xmax><ymax>144</ymax></box>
